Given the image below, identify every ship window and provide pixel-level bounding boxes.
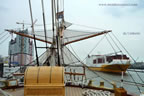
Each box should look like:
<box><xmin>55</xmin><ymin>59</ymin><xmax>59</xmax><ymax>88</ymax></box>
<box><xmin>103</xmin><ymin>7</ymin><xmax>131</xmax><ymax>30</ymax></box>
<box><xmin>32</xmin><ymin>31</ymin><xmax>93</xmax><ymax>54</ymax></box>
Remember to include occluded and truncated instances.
<box><xmin>93</xmin><ymin>59</ymin><xmax>97</xmax><ymax>64</ymax></box>
<box><xmin>108</xmin><ymin>55</ymin><xmax>129</xmax><ymax>60</ymax></box>
<box><xmin>106</xmin><ymin>56</ymin><xmax>113</xmax><ymax>63</ymax></box>
<box><xmin>98</xmin><ymin>58</ymin><xmax>104</xmax><ymax>63</ymax></box>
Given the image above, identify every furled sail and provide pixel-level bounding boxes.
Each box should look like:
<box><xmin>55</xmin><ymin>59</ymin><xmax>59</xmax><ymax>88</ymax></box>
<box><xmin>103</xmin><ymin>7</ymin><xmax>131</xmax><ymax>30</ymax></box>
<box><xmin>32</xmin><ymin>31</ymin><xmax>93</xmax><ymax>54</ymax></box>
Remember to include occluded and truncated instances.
<box><xmin>6</xmin><ymin>29</ymin><xmax>111</xmax><ymax>46</ymax></box>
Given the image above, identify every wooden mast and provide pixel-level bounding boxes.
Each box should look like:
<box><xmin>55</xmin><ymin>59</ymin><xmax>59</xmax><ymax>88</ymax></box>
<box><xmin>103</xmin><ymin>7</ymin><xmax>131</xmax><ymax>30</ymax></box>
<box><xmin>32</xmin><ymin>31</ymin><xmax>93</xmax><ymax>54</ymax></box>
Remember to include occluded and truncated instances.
<box><xmin>6</xmin><ymin>29</ymin><xmax>111</xmax><ymax>46</ymax></box>
<box><xmin>5</xmin><ymin>29</ymin><xmax>52</xmax><ymax>44</ymax></box>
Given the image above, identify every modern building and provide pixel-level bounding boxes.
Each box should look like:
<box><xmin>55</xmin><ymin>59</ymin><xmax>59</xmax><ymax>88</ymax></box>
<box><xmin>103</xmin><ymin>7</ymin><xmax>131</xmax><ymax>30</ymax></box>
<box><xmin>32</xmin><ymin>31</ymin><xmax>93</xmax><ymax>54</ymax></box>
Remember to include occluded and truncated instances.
<box><xmin>8</xmin><ymin>29</ymin><xmax>34</xmax><ymax>66</ymax></box>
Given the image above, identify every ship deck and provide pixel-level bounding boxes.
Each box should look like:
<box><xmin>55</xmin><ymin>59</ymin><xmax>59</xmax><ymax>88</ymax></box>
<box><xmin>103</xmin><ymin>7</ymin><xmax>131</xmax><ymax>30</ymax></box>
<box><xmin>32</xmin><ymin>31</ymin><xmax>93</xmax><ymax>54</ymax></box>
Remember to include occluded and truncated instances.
<box><xmin>3</xmin><ymin>87</ymin><xmax>114</xmax><ymax>96</ymax></box>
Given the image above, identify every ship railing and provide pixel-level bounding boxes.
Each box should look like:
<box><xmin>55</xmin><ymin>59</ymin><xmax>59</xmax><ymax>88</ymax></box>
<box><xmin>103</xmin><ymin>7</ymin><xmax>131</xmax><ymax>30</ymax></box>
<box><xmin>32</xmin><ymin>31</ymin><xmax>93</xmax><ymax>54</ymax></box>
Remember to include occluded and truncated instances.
<box><xmin>0</xmin><ymin>88</ymin><xmax>12</xmax><ymax>96</ymax></box>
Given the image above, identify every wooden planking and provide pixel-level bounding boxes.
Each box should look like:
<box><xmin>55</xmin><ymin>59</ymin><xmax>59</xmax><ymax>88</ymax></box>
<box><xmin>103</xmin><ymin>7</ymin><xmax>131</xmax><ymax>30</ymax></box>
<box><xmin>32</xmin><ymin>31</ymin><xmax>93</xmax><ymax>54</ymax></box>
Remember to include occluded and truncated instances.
<box><xmin>65</xmin><ymin>87</ymin><xmax>83</xmax><ymax>96</ymax></box>
<box><xmin>5</xmin><ymin>86</ymin><xmax>115</xmax><ymax>96</ymax></box>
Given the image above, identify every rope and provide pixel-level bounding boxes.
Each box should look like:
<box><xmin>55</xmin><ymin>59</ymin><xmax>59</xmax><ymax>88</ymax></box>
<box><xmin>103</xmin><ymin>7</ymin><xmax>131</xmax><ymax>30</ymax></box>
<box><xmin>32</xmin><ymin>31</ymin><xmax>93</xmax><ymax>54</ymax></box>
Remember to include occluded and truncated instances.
<box><xmin>65</xmin><ymin>46</ymin><xmax>113</xmax><ymax>85</ymax></box>
<box><xmin>128</xmin><ymin>72</ymin><xmax>142</xmax><ymax>93</ymax></box>
<box><xmin>5</xmin><ymin>49</ymin><xmax>51</xmax><ymax>78</ymax></box>
<box><xmin>105</xmin><ymin>35</ymin><xmax>117</xmax><ymax>54</ymax></box>
<box><xmin>69</xmin><ymin>44</ymin><xmax>82</xmax><ymax>62</ymax></box>
<box><xmin>82</xmin><ymin>33</ymin><xmax>107</xmax><ymax>62</ymax></box>
<box><xmin>64</xmin><ymin>31</ymin><xmax>143</xmax><ymax>93</ymax></box>
<box><xmin>63</xmin><ymin>47</ymin><xmax>75</xmax><ymax>64</ymax></box>
<box><xmin>107</xmin><ymin>32</ymin><xmax>143</xmax><ymax>93</ymax></box>
<box><xmin>0</xmin><ymin>35</ymin><xmax>10</xmax><ymax>45</ymax></box>
<box><xmin>127</xmin><ymin>69</ymin><xmax>144</xmax><ymax>73</ymax></box>
<box><xmin>0</xmin><ymin>32</ymin><xmax>8</xmax><ymax>40</ymax></box>
<box><xmin>111</xmin><ymin>32</ymin><xmax>143</xmax><ymax>93</ymax></box>
<box><xmin>65</xmin><ymin>37</ymin><xmax>82</xmax><ymax>61</ymax></box>
<box><xmin>0</xmin><ymin>31</ymin><xmax>5</xmax><ymax>35</ymax></box>
<box><xmin>64</xmin><ymin>32</ymin><xmax>98</xmax><ymax>39</ymax></box>
<box><xmin>106</xmin><ymin>34</ymin><xmax>125</xmax><ymax>72</ymax></box>
<box><xmin>72</xmin><ymin>23</ymin><xmax>105</xmax><ymax>31</ymax></box>
<box><xmin>108</xmin><ymin>33</ymin><xmax>122</xmax><ymax>53</ymax></box>
<box><xmin>111</xmin><ymin>32</ymin><xmax>144</xmax><ymax>80</ymax></box>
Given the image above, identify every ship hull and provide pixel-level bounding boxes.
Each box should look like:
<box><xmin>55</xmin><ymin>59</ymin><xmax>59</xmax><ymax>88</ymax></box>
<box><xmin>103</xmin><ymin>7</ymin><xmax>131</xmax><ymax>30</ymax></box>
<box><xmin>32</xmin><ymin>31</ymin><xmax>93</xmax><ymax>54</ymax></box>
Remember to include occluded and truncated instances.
<box><xmin>88</xmin><ymin>64</ymin><xmax>130</xmax><ymax>73</ymax></box>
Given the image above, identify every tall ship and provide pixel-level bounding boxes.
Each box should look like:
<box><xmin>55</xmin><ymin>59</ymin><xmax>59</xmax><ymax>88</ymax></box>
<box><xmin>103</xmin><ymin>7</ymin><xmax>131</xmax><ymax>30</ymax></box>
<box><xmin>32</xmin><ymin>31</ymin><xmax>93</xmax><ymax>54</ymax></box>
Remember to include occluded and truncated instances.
<box><xmin>0</xmin><ymin>0</ymin><xmax>144</xmax><ymax>96</ymax></box>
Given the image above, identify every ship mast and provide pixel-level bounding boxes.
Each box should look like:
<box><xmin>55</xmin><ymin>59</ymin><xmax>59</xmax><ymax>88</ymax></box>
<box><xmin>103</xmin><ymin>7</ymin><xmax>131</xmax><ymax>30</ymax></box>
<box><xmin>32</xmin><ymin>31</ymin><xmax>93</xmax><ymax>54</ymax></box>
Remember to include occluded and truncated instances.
<box><xmin>52</xmin><ymin>0</ymin><xmax>64</xmax><ymax>66</ymax></box>
<box><xmin>6</xmin><ymin>0</ymin><xmax>111</xmax><ymax>67</ymax></box>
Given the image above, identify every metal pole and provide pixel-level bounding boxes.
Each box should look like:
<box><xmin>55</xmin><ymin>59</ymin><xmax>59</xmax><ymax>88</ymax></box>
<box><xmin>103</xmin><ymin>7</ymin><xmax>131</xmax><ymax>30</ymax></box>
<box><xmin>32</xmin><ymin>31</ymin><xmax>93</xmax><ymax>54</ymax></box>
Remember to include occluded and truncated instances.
<box><xmin>56</xmin><ymin>0</ymin><xmax>61</xmax><ymax>66</ymax></box>
<box><xmin>53</xmin><ymin>0</ymin><xmax>61</xmax><ymax>66</ymax></box>
<box><xmin>28</xmin><ymin>0</ymin><xmax>39</xmax><ymax>66</ymax></box>
<box><xmin>41</xmin><ymin>0</ymin><xmax>48</xmax><ymax>49</ymax></box>
<box><xmin>51</xmin><ymin>0</ymin><xmax>55</xmax><ymax>40</ymax></box>
<box><xmin>121</xmin><ymin>71</ymin><xmax>124</xmax><ymax>88</ymax></box>
<box><xmin>9</xmin><ymin>49</ymin><xmax>11</xmax><ymax>68</ymax></box>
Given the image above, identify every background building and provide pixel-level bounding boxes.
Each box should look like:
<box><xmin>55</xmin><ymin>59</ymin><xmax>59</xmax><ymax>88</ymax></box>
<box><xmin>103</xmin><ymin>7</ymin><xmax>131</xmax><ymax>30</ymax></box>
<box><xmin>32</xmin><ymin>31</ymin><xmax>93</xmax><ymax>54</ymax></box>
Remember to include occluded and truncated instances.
<box><xmin>0</xmin><ymin>55</ymin><xmax>3</xmax><ymax>77</ymax></box>
<box><xmin>8</xmin><ymin>29</ymin><xmax>34</xmax><ymax>66</ymax></box>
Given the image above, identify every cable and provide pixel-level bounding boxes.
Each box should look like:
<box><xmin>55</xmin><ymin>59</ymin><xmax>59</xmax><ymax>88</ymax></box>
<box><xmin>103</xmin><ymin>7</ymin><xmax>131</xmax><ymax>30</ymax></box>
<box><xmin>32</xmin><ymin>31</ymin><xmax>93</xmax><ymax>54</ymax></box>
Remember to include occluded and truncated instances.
<box><xmin>107</xmin><ymin>33</ymin><xmax>143</xmax><ymax>93</ymax></box>
<box><xmin>106</xmin><ymin>34</ymin><xmax>125</xmax><ymax>72</ymax></box>
<box><xmin>108</xmin><ymin>33</ymin><xmax>122</xmax><ymax>53</ymax></box>
<box><xmin>105</xmin><ymin>35</ymin><xmax>117</xmax><ymax>54</ymax></box>
<box><xmin>127</xmin><ymin>69</ymin><xmax>144</xmax><ymax>73</ymax></box>
<box><xmin>72</xmin><ymin>23</ymin><xmax>106</xmax><ymax>31</ymax></box>
<box><xmin>111</xmin><ymin>32</ymin><xmax>144</xmax><ymax>81</ymax></box>
<box><xmin>0</xmin><ymin>35</ymin><xmax>10</xmax><ymax>45</ymax></box>
<box><xmin>106</xmin><ymin>34</ymin><xmax>139</xmax><ymax>92</ymax></box>
<box><xmin>65</xmin><ymin>31</ymin><xmax>143</xmax><ymax>93</ymax></box>
<box><xmin>0</xmin><ymin>32</ymin><xmax>5</xmax><ymax>35</ymax></box>
<box><xmin>69</xmin><ymin>44</ymin><xmax>82</xmax><ymax>62</ymax></box>
<box><xmin>0</xmin><ymin>32</ymin><xmax>8</xmax><ymax>40</ymax></box>
<box><xmin>65</xmin><ymin>46</ymin><xmax>113</xmax><ymax>85</ymax></box>
<box><xmin>111</xmin><ymin>32</ymin><xmax>143</xmax><ymax>93</ymax></box>
<box><xmin>64</xmin><ymin>32</ymin><xmax>99</xmax><ymax>39</ymax></box>
<box><xmin>82</xmin><ymin>33</ymin><xmax>107</xmax><ymax>62</ymax></box>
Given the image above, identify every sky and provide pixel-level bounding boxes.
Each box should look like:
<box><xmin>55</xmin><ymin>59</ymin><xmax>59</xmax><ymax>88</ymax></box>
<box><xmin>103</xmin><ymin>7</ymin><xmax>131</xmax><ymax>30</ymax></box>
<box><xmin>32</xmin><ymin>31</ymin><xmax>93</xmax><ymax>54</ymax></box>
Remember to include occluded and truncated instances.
<box><xmin>0</xmin><ymin>0</ymin><xmax>144</xmax><ymax>62</ymax></box>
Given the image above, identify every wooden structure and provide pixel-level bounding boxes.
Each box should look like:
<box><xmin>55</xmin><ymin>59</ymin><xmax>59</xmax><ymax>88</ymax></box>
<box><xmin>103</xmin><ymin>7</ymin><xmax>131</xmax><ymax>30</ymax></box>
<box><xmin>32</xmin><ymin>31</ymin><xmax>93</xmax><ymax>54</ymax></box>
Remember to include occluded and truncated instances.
<box><xmin>24</xmin><ymin>66</ymin><xmax>65</xmax><ymax>96</ymax></box>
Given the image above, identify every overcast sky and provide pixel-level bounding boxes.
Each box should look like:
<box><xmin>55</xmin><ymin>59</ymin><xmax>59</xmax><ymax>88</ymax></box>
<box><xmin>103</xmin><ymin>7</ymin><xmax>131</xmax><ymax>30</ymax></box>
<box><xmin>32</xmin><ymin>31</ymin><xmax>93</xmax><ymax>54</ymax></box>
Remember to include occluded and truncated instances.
<box><xmin>0</xmin><ymin>0</ymin><xmax>144</xmax><ymax>62</ymax></box>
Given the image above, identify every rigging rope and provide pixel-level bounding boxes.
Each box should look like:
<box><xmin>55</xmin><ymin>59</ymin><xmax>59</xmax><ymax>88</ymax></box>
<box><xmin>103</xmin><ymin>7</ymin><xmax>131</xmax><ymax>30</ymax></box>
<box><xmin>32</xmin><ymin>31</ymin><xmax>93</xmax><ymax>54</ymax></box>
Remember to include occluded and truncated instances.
<box><xmin>108</xmin><ymin>33</ymin><xmax>144</xmax><ymax>71</ymax></box>
<box><xmin>5</xmin><ymin>49</ymin><xmax>49</xmax><ymax>78</ymax></box>
<box><xmin>0</xmin><ymin>35</ymin><xmax>10</xmax><ymax>45</ymax></box>
<box><xmin>64</xmin><ymin>32</ymin><xmax>99</xmax><ymax>39</ymax></box>
<box><xmin>63</xmin><ymin>47</ymin><xmax>75</xmax><ymax>64</ymax></box>
<box><xmin>72</xmin><ymin>23</ymin><xmax>105</xmax><ymax>31</ymax></box>
<box><xmin>82</xmin><ymin>33</ymin><xmax>107</xmax><ymax>62</ymax></box>
<box><xmin>0</xmin><ymin>32</ymin><xmax>9</xmax><ymax>40</ymax></box>
<box><xmin>69</xmin><ymin>44</ymin><xmax>82</xmax><ymax>62</ymax></box>
<box><xmin>65</xmin><ymin>31</ymin><xmax>143</xmax><ymax>93</ymax></box>
<box><xmin>111</xmin><ymin>32</ymin><xmax>144</xmax><ymax>80</ymax></box>
<box><xmin>111</xmin><ymin>32</ymin><xmax>143</xmax><ymax>93</ymax></box>
<box><xmin>108</xmin><ymin>33</ymin><xmax>122</xmax><ymax>53</ymax></box>
<box><xmin>105</xmin><ymin>32</ymin><xmax>143</xmax><ymax>93</ymax></box>
<box><xmin>65</xmin><ymin>44</ymin><xmax>113</xmax><ymax>85</ymax></box>
<box><xmin>0</xmin><ymin>32</ymin><xmax>5</xmax><ymax>35</ymax></box>
<box><xmin>106</xmin><ymin>34</ymin><xmax>125</xmax><ymax>72</ymax></box>
<box><xmin>105</xmin><ymin>35</ymin><xmax>117</xmax><ymax>54</ymax></box>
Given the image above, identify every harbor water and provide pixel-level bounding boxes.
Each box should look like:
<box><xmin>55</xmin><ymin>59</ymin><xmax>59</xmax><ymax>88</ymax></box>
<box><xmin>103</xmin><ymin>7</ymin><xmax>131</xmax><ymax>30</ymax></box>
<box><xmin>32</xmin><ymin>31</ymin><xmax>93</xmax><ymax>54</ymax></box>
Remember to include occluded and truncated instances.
<box><xmin>66</xmin><ymin>67</ymin><xmax>144</xmax><ymax>95</ymax></box>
